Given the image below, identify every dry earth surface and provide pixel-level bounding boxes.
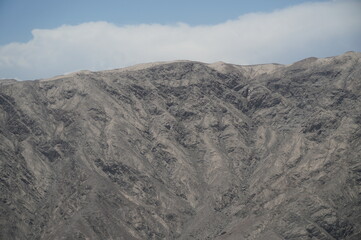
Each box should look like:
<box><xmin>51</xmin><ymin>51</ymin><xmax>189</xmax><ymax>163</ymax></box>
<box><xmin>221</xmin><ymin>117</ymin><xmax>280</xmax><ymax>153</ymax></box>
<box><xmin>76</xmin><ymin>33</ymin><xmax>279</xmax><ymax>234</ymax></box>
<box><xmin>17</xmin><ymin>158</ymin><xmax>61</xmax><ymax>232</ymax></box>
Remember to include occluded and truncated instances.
<box><xmin>1</xmin><ymin>52</ymin><xmax>361</xmax><ymax>240</ymax></box>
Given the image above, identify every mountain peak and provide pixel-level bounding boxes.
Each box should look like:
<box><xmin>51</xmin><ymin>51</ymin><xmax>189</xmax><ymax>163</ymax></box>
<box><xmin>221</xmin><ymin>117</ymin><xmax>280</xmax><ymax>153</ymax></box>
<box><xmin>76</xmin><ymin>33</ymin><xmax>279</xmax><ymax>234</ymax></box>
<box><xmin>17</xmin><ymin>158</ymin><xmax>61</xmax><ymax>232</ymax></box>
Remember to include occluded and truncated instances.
<box><xmin>1</xmin><ymin>53</ymin><xmax>360</xmax><ymax>239</ymax></box>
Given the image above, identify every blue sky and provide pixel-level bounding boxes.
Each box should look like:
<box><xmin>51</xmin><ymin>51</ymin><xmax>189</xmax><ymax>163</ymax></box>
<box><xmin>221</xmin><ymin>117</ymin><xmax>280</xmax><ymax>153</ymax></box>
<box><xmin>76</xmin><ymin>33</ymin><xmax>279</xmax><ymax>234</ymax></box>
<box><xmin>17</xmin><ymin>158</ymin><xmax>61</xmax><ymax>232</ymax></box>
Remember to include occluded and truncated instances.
<box><xmin>0</xmin><ymin>0</ymin><xmax>360</xmax><ymax>80</ymax></box>
<box><xmin>0</xmin><ymin>0</ymin><xmax>330</xmax><ymax>45</ymax></box>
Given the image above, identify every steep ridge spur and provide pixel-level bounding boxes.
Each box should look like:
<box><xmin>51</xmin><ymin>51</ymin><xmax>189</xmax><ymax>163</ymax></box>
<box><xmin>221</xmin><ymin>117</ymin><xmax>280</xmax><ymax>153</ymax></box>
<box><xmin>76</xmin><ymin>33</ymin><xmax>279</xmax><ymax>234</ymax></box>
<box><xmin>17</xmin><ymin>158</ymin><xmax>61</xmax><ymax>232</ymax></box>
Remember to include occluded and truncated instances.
<box><xmin>0</xmin><ymin>52</ymin><xmax>360</xmax><ymax>239</ymax></box>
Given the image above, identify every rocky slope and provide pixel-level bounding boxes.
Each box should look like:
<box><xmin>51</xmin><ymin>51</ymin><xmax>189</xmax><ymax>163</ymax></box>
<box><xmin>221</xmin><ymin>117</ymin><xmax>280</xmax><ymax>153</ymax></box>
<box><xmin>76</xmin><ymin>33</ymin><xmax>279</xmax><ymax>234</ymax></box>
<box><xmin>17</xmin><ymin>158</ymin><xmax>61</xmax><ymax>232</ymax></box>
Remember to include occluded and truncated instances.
<box><xmin>1</xmin><ymin>52</ymin><xmax>361</xmax><ymax>240</ymax></box>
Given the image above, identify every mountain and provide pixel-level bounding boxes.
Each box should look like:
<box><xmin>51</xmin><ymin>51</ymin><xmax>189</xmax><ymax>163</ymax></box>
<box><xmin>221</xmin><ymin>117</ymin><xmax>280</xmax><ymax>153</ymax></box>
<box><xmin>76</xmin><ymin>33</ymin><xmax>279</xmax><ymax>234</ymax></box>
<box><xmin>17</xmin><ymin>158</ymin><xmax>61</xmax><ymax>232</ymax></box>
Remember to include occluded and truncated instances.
<box><xmin>1</xmin><ymin>52</ymin><xmax>361</xmax><ymax>240</ymax></box>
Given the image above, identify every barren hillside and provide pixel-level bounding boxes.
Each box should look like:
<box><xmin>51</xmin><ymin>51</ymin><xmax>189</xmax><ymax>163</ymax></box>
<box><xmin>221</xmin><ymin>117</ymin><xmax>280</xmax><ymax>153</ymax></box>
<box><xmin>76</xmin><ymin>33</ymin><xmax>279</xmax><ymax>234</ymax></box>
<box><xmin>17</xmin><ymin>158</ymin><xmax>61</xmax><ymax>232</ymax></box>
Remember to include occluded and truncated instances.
<box><xmin>1</xmin><ymin>52</ymin><xmax>361</xmax><ymax>240</ymax></box>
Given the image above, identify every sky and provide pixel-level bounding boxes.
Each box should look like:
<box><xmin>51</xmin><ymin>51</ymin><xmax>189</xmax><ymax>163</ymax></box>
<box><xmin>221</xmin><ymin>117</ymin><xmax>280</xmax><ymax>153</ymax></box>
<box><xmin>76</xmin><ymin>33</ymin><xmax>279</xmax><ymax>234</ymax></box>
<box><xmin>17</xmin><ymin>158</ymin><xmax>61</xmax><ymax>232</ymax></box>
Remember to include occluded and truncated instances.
<box><xmin>0</xmin><ymin>0</ymin><xmax>360</xmax><ymax>80</ymax></box>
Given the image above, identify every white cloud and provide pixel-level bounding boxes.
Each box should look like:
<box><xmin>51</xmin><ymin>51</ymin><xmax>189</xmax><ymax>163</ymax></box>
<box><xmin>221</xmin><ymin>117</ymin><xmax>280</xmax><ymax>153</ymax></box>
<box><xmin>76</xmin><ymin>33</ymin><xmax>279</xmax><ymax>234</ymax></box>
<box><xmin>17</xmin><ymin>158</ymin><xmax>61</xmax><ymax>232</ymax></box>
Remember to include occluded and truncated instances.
<box><xmin>1</xmin><ymin>0</ymin><xmax>360</xmax><ymax>80</ymax></box>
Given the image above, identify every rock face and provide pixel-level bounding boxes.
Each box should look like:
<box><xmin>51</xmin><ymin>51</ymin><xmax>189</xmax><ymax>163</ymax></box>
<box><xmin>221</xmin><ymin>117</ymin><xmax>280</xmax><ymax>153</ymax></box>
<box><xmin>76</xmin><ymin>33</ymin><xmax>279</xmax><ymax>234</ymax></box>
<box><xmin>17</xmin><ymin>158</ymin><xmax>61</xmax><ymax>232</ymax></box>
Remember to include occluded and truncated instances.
<box><xmin>1</xmin><ymin>52</ymin><xmax>361</xmax><ymax>240</ymax></box>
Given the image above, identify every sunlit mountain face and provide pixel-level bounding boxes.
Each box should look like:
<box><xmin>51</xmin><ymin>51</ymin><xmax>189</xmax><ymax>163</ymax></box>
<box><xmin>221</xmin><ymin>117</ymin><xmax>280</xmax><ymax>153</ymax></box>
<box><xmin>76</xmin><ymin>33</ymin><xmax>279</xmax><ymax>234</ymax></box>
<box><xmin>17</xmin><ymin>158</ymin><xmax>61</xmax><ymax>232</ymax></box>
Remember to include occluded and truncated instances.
<box><xmin>1</xmin><ymin>52</ymin><xmax>361</xmax><ymax>240</ymax></box>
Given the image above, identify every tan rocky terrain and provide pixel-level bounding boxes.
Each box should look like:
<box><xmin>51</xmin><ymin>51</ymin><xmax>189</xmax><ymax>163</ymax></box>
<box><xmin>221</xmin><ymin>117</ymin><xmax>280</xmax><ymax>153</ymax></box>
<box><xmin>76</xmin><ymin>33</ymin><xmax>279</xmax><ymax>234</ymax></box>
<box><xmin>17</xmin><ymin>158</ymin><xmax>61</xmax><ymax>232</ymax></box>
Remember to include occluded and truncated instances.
<box><xmin>1</xmin><ymin>52</ymin><xmax>361</xmax><ymax>240</ymax></box>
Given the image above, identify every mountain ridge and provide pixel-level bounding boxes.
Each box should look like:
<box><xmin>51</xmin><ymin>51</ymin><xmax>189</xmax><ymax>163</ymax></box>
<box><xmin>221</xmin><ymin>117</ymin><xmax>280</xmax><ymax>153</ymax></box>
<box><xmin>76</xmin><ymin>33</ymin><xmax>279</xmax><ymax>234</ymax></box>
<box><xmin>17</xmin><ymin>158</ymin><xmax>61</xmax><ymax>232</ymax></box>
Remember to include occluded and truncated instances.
<box><xmin>0</xmin><ymin>52</ymin><xmax>361</xmax><ymax>240</ymax></box>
